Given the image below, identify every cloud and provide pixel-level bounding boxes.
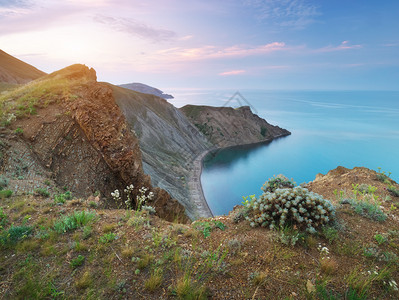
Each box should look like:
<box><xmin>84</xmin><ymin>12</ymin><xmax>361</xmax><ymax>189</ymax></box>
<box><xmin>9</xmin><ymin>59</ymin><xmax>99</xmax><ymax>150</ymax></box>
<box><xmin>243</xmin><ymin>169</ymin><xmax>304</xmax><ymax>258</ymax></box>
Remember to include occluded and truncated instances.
<box><xmin>94</xmin><ymin>14</ymin><xmax>176</xmax><ymax>42</ymax></box>
<box><xmin>244</xmin><ymin>0</ymin><xmax>321</xmax><ymax>29</ymax></box>
<box><xmin>315</xmin><ymin>41</ymin><xmax>362</xmax><ymax>53</ymax></box>
<box><xmin>219</xmin><ymin>70</ymin><xmax>246</xmax><ymax>76</ymax></box>
<box><xmin>156</xmin><ymin>42</ymin><xmax>286</xmax><ymax>61</ymax></box>
<box><xmin>0</xmin><ymin>0</ymin><xmax>30</xmax><ymax>7</ymax></box>
<box><xmin>179</xmin><ymin>35</ymin><xmax>194</xmax><ymax>41</ymax></box>
<box><xmin>0</xmin><ymin>1</ymin><xmax>89</xmax><ymax>35</ymax></box>
<box><xmin>383</xmin><ymin>42</ymin><xmax>399</xmax><ymax>47</ymax></box>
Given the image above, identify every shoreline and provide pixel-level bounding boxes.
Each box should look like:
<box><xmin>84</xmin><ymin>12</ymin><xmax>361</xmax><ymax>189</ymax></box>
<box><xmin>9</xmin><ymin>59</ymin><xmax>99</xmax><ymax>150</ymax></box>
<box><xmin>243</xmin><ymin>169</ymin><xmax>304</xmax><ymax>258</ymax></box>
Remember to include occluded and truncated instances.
<box><xmin>188</xmin><ymin>149</ymin><xmax>214</xmax><ymax>219</ymax></box>
<box><xmin>189</xmin><ymin>132</ymin><xmax>291</xmax><ymax>220</ymax></box>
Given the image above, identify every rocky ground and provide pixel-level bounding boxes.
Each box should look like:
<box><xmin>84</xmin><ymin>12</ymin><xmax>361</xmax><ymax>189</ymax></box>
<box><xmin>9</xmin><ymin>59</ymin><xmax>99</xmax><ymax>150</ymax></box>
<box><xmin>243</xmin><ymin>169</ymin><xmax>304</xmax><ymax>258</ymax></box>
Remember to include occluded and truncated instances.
<box><xmin>0</xmin><ymin>166</ymin><xmax>398</xmax><ymax>299</ymax></box>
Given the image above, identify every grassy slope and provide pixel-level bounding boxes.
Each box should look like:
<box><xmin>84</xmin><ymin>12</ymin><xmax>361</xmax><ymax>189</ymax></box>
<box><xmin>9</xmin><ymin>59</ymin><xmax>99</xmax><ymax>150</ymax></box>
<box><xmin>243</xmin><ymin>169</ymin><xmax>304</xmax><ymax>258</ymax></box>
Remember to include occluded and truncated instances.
<box><xmin>0</xmin><ymin>75</ymin><xmax>78</xmax><ymax>126</ymax></box>
<box><xmin>1</xmin><ymin>168</ymin><xmax>399</xmax><ymax>299</ymax></box>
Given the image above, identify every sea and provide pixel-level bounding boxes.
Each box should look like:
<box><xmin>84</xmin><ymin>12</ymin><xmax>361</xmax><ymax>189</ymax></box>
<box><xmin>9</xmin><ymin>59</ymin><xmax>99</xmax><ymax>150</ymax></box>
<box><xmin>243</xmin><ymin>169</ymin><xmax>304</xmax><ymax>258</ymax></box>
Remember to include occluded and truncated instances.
<box><xmin>170</xmin><ymin>90</ymin><xmax>399</xmax><ymax>216</ymax></box>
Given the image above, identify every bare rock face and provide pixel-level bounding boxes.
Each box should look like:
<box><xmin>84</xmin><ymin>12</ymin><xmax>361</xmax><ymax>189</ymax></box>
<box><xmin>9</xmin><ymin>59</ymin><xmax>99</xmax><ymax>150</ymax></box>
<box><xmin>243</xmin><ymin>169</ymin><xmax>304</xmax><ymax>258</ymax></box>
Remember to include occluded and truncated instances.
<box><xmin>180</xmin><ymin>105</ymin><xmax>291</xmax><ymax>148</ymax></box>
<box><xmin>1</xmin><ymin>64</ymin><xmax>187</xmax><ymax>222</ymax></box>
<box><xmin>111</xmin><ymin>85</ymin><xmax>211</xmax><ymax>220</ymax></box>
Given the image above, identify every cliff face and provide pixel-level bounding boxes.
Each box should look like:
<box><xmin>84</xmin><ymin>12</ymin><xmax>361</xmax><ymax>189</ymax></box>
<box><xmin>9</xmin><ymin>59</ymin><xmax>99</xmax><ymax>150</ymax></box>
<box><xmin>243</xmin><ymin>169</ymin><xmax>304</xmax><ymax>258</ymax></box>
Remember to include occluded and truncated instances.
<box><xmin>180</xmin><ymin>105</ymin><xmax>291</xmax><ymax>148</ymax></box>
<box><xmin>0</xmin><ymin>49</ymin><xmax>46</xmax><ymax>84</ymax></box>
<box><xmin>0</xmin><ymin>64</ymin><xmax>187</xmax><ymax>222</ymax></box>
<box><xmin>110</xmin><ymin>85</ymin><xmax>212</xmax><ymax>219</ymax></box>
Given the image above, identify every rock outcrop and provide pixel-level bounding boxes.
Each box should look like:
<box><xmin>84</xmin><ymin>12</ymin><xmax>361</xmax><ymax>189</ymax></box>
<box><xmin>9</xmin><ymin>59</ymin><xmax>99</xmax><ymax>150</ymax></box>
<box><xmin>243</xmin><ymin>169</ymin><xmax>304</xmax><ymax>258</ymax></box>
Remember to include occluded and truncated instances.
<box><xmin>180</xmin><ymin>105</ymin><xmax>291</xmax><ymax>148</ymax></box>
<box><xmin>0</xmin><ymin>49</ymin><xmax>46</xmax><ymax>84</ymax></box>
<box><xmin>110</xmin><ymin>85</ymin><xmax>212</xmax><ymax>219</ymax></box>
<box><xmin>0</xmin><ymin>64</ymin><xmax>187</xmax><ymax>222</ymax></box>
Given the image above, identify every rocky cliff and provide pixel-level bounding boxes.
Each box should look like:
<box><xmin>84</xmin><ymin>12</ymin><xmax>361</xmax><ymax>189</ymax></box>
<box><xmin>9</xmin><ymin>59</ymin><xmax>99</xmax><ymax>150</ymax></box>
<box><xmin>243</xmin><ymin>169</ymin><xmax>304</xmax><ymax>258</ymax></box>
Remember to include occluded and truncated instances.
<box><xmin>0</xmin><ymin>64</ymin><xmax>187</xmax><ymax>222</ymax></box>
<box><xmin>0</xmin><ymin>49</ymin><xmax>46</xmax><ymax>84</ymax></box>
<box><xmin>110</xmin><ymin>85</ymin><xmax>212</xmax><ymax>219</ymax></box>
<box><xmin>180</xmin><ymin>105</ymin><xmax>291</xmax><ymax>148</ymax></box>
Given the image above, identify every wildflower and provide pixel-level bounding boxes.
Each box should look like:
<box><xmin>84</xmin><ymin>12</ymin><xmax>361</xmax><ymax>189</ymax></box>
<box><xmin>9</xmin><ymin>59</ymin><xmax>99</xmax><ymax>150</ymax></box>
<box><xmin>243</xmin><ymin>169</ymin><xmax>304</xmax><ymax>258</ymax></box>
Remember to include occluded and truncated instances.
<box><xmin>389</xmin><ymin>279</ymin><xmax>398</xmax><ymax>291</ymax></box>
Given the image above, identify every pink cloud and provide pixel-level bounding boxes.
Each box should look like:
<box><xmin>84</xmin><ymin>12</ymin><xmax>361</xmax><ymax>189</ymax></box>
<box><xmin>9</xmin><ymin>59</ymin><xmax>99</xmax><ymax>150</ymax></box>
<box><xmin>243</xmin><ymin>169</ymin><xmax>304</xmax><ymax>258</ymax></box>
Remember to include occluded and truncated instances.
<box><xmin>156</xmin><ymin>42</ymin><xmax>286</xmax><ymax>61</ymax></box>
<box><xmin>315</xmin><ymin>41</ymin><xmax>362</xmax><ymax>53</ymax></box>
<box><xmin>219</xmin><ymin>70</ymin><xmax>246</xmax><ymax>76</ymax></box>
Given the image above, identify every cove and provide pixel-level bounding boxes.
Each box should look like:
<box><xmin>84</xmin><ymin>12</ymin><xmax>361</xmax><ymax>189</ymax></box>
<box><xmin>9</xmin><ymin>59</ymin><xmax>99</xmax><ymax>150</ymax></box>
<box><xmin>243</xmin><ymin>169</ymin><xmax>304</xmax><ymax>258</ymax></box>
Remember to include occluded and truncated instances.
<box><xmin>197</xmin><ymin>91</ymin><xmax>399</xmax><ymax>216</ymax></box>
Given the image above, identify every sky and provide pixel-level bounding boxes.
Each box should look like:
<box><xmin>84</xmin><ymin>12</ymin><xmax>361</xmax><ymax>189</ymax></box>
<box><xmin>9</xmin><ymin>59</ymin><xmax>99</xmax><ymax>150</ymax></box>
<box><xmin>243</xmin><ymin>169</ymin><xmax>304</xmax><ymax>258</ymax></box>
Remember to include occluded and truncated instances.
<box><xmin>1</xmin><ymin>0</ymin><xmax>399</xmax><ymax>90</ymax></box>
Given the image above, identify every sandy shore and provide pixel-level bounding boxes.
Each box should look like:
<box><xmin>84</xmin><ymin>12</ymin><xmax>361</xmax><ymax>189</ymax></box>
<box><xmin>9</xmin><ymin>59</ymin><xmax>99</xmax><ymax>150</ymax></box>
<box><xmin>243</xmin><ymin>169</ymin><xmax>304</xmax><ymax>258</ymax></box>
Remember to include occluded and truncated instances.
<box><xmin>187</xmin><ymin>149</ymin><xmax>214</xmax><ymax>219</ymax></box>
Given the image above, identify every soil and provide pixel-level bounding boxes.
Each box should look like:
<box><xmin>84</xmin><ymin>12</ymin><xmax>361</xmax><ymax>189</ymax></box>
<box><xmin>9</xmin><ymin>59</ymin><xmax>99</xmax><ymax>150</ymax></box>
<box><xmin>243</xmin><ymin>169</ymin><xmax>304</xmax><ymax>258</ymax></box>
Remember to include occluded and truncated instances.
<box><xmin>0</xmin><ymin>166</ymin><xmax>398</xmax><ymax>299</ymax></box>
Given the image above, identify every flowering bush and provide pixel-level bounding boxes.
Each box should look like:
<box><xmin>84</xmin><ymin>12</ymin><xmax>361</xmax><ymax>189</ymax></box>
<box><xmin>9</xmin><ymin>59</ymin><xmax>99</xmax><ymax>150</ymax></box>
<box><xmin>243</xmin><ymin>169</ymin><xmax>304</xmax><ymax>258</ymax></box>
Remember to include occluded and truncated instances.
<box><xmin>111</xmin><ymin>184</ymin><xmax>154</xmax><ymax>211</ymax></box>
<box><xmin>245</xmin><ymin>178</ymin><xmax>336</xmax><ymax>234</ymax></box>
<box><xmin>261</xmin><ymin>174</ymin><xmax>294</xmax><ymax>193</ymax></box>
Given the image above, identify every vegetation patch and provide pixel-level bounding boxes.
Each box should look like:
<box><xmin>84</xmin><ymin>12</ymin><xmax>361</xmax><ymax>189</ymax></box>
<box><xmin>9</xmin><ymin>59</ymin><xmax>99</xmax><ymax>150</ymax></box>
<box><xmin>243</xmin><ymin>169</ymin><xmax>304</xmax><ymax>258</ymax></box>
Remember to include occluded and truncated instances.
<box><xmin>0</xmin><ymin>225</ymin><xmax>32</xmax><ymax>247</ymax></box>
<box><xmin>53</xmin><ymin>210</ymin><xmax>96</xmax><ymax>233</ymax></box>
<box><xmin>245</xmin><ymin>175</ymin><xmax>336</xmax><ymax>233</ymax></box>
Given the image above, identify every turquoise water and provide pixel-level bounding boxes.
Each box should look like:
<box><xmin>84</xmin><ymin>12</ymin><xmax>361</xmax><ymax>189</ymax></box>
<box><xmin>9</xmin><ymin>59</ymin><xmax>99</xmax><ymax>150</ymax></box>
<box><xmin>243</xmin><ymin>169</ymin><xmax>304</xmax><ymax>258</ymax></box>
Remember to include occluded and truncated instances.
<box><xmin>172</xmin><ymin>90</ymin><xmax>399</xmax><ymax>216</ymax></box>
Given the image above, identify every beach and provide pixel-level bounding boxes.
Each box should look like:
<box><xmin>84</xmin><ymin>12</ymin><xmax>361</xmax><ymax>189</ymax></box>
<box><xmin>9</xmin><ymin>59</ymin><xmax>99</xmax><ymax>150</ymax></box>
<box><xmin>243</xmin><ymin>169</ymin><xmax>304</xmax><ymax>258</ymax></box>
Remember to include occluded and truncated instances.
<box><xmin>187</xmin><ymin>150</ymin><xmax>214</xmax><ymax>219</ymax></box>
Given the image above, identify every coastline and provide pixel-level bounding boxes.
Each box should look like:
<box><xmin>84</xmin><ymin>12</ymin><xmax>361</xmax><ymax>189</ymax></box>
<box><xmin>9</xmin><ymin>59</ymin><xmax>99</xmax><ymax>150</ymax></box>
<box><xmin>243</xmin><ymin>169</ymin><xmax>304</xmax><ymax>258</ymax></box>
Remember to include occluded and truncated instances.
<box><xmin>188</xmin><ymin>149</ymin><xmax>214</xmax><ymax>219</ymax></box>
<box><xmin>189</xmin><ymin>132</ymin><xmax>291</xmax><ymax>220</ymax></box>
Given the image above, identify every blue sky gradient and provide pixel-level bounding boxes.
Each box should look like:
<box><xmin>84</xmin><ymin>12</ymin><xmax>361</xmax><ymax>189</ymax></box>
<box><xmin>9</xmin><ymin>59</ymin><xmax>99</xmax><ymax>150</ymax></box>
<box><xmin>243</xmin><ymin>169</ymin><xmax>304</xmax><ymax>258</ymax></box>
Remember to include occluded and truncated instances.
<box><xmin>0</xmin><ymin>0</ymin><xmax>398</xmax><ymax>90</ymax></box>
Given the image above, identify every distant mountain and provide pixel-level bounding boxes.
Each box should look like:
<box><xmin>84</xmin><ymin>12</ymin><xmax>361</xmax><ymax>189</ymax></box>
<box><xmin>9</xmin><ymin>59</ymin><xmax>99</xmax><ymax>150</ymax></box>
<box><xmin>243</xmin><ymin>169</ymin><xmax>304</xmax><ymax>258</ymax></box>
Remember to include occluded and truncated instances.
<box><xmin>0</xmin><ymin>49</ymin><xmax>46</xmax><ymax>84</ymax></box>
<box><xmin>118</xmin><ymin>82</ymin><xmax>174</xmax><ymax>99</ymax></box>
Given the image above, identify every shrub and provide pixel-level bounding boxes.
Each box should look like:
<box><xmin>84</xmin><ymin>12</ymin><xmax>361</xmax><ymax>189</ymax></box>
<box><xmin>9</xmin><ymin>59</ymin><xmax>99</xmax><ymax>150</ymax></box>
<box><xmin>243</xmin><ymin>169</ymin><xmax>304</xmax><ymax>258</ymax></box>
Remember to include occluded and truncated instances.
<box><xmin>15</xmin><ymin>127</ymin><xmax>23</xmax><ymax>135</ymax></box>
<box><xmin>0</xmin><ymin>207</ymin><xmax>8</xmax><ymax>229</ymax></box>
<box><xmin>322</xmin><ymin>226</ymin><xmax>339</xmax><ymax>244</ymax></box>
<box><xmin>374</xmin><ymin>233</ymin><xmax>387</xmax><ymax>245</ymax></box>
<box><xmin>388</xmin><ymin>187</ymin><xmax>399</xmax><ymax>197</ymax></box>
<box><xmin>246</xmin><ymin>180</ymin><xmax>335</xmax><ymax>234</ymax></box>
<box><xmin>35</xmin><ymin>188</ymin><xmax>50</xmax><ymax>198</ymax></box>
<box><xmin>70</xmin><ymin>255</ymin><xmax>85</xmax><ymax>269</ymax></box>
<box><xmin>0</xmin><ymin>225</ymin><xmax>32</xmax><ymax>246</ymax></box>
<box><xmin>54</xmin><ymin>191</ymin><xmax>72</xmax><ymax>204</ymax></box>
<box><xmin>99</xmin><ymin>232</ymin><xmax>117</xmax><ymax>244</ymax></box>
<box><xmin>54</xmin><ymin>210</ymin><xmax>95</xmax><ymax>233</ymax></box>
<box><xmin>0</xmin><ymin>175</ymin><xmax>9</xmax><ymax>190</ymax></box>
<box><xmin>141</xmin><ymin>205</ymin><xmax>156</xmax><ymax>214</ymax></box>
<box><xmin>0</xmin><ymin>190</ymin><xmax>13</xmax><ymax>199</ymax></box>
<box><xmin>343</xmin><ymin>198</ymin><xmax>387</xmax><ymax>222</ymax></box>
<box><xmin>274</xmin><ymin>226</ymin><xmax>306</xmax><ymax>247</ymax></box>
<box><xmin>193</xmin><ymin>220</ymin><xmax>226</xmax><ymax>238</ymax></box>
<box><xmin>260</xmin><ymin>126</ymin><xmax>267</xmax><ymax>137</ymax></box>
<box><xmin>232</xmin><ymin>206</ymin><xmax>250</xmax><ymax>223</ymax></box>
<box><xmin>261</xmin><ymin>174</ymin><xmax>294</xmax><ymax>193</ymax></box>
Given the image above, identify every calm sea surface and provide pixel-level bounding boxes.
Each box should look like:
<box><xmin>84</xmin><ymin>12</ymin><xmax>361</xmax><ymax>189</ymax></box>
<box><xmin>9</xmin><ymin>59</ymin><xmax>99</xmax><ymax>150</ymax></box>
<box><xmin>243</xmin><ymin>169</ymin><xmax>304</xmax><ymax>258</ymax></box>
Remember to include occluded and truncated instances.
<box><xmin>171</xmin><ymin>90</ymin><xmax>399</xmax><ymax>216</ymax></box>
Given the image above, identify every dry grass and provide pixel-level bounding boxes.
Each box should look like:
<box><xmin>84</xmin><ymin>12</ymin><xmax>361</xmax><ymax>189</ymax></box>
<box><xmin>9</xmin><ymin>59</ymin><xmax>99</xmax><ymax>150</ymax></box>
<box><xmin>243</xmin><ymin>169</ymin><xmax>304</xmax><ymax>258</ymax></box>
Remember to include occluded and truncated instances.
<box><xmin>144</xmin><ymin>269</ymin><xmax>163</xmax><ymax>292</ymax></box>
<box><xmin>0</xmin><ymin>166</ymin><xmax>398</xmax><ymax>299</ymax></box>
<box><xmin>320</xmin><ymin>258</ymin><xmax>338</xmax><ymax>275</ymax></box>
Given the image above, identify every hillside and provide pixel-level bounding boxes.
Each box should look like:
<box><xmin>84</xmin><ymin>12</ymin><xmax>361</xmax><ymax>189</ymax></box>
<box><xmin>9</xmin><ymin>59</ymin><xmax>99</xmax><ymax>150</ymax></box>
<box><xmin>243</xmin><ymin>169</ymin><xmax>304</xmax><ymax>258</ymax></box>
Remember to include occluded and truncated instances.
<box><xmin>119</xmin><ymin>83</ymin><xmax>174</xmax><ymax>99</ymax></box>
<box><xmin>0</xmin><ymin>166</ymin><xmax>398</xmax><ymax>299</ymax></box>
<box><xmin>180</xmin><ymin>105</ymin><xmax>291</xmax><ymax>148</ymax></box>
<box><xmin>0</xmin><ymin>49</ymin><xmax>46</xmax><ymax>84</ymax></box>
<box><xmin>0</xmin><ymin>64</ymin><xmax>186</xmax><ymax>222</ymax></box>
<box><xmin>110</xmin><ymin>85</ymin><xmax>212</xmax><ymax>219</ymax></box>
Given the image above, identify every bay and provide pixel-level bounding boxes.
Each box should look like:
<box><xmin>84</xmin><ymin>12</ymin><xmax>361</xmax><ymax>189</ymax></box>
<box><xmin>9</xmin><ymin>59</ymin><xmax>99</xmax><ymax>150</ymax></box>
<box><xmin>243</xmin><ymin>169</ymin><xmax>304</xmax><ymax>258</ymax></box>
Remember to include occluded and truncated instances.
<box><xmin>172</xmin><ymin>90</ymin><xmax>399</xmax><ymax>216</ymax></box>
